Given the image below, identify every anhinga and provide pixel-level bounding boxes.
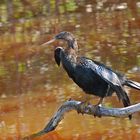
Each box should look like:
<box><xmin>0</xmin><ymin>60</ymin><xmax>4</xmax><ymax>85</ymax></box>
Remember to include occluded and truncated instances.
<box><xmin>42</xmin><ymin>31</ymin><xmax>140</xmax><ymax>119</ymax></box>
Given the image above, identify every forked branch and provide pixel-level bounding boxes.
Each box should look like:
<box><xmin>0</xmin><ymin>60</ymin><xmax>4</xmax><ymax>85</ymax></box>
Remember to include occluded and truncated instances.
<box><xmin>22</xmin><ymin>100</ymin><xmax>140</xmax><ymax>140</ymax></box>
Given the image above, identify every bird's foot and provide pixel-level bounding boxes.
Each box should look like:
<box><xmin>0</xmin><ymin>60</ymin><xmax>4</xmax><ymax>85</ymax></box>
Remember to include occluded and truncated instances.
<box><xmin>93</xmin><ymin>104</ymin><xmax>102</xmax><ymax>118</ymax></box>
<box><xmin>77</xmin><ymin>101</ymin><xmax>90</xmax><ymax>115</ymax></box>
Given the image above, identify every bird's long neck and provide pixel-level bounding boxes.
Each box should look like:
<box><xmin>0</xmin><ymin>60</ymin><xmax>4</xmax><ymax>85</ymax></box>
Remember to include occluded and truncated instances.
<box><xmin>60</xmin><ymin>38</ymin><xmax>78</xmax><ymax>77</ymax></box>
<box><xmin>65</xmin><ymin>39</ymin><xmax>78</xmax><ymax>63</ymax></box>
<box><xmin>61</xmin><ymin>49</ymin><xmax>76</xmax><ymax>78</ymax></box>
<box><xmin>60</xmin><ymin>40</ymin><xmax>78</xmax><ymax>76</ymax></box>
<box><xmin>67</xmin><ymin>39</ymin><xmax>78</xmax><ymax>52</ymax></box>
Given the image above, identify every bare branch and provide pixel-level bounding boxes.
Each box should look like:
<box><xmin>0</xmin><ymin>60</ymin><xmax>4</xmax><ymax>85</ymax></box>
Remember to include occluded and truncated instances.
<box><xmin>22</xmin><ymin>100</ymin><xmax>140</xmax><ymax>140</ymax></box>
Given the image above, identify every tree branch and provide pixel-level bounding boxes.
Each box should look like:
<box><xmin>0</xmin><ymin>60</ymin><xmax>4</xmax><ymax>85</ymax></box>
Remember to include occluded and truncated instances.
<box><xmin>22</xmin><ymin>100</ymin><xmax>140</xmax><ymax>140</ymax></box>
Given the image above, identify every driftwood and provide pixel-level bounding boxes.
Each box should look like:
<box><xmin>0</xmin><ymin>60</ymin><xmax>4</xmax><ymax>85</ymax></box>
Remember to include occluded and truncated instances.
<box><xmin>22</xmin><ymin>100</ymin><xmax>140</xmax><ymax>140</ymax></box>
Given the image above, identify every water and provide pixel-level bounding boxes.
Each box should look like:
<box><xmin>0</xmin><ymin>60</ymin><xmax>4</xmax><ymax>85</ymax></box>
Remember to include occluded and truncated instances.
<box><xmin>0</xmin><ymin>0</ymin><xmax>140</xmax><ymax>139</ymax></box>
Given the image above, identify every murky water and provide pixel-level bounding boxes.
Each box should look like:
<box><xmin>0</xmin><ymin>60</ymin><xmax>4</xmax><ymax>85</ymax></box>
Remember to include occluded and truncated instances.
<box><xmin>0</xmin><ymin>0</ymin><xmax>140</xmax><ymax>140</ymax></box>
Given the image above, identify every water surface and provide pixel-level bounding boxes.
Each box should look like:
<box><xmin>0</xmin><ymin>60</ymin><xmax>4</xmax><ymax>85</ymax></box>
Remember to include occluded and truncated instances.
<box><xmin>0</xmin><ymin>0</ymin><xmax>140</xmax><ymax>140</ymax></box>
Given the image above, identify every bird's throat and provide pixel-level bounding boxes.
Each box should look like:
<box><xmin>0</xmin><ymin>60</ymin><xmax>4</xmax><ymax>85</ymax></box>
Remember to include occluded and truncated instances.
<box><xmin>67</xmin><ymin>39</ymin><xmax>78</xmax><ymax>51</ymax></box>
<box><xmin>65</xmin><ymin>47</ymin><xmax>77</xmax><ymax>63</ymax></box>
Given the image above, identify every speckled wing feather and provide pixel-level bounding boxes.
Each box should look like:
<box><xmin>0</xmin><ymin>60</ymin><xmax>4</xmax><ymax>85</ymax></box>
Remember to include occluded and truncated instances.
<box><xmin>79</xmin><ymin>57</ymin><xmax>122</xmax><ymax>87</ymax></box>
<box><xmin>77</xmin><ymin>57</ymin><xmax>129</xmax><ymax>101</ymax></box>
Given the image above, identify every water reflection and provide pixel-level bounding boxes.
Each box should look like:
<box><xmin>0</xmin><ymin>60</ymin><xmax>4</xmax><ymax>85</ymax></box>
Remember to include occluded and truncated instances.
<box><xmin>0</xmin><ymin>0</ymin><xmax>140</xmax><ymax>139</ymax></box>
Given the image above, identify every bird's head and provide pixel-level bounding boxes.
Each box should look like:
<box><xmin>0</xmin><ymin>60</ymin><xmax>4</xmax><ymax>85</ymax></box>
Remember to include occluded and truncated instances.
<box><xmin>41</xmin><ymin>31</ymin><xmax>78</xmax><ymax>50</ymax></box>
<box><xmin>55</xmin><ymin>31</ymin><xmax>74</xmax><ymax>41</ymax></box>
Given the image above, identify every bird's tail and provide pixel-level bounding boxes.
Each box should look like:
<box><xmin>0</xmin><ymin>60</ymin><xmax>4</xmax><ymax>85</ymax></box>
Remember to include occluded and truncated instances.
<box><xmin>115</xmin><ymin>87</ymin><xmax>132</xmax><ymax>120</ymax></box>
<box><xmin>125</xmin><ymin>80</ymin><xmax>140</xmax><ymax>90</ymax></box>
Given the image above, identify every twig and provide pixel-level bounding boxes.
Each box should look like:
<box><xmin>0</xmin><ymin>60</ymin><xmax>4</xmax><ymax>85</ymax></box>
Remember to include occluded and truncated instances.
<box><xmin>22</xmin><ymin>100</ymin><xmax>140</xmax><ymax>139</ymax></box>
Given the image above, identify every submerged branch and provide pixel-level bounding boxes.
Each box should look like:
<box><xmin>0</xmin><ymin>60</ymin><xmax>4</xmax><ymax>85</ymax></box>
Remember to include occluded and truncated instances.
<box><xmin>22</xmin><ymin>100</ymin><xmax>140</xmax><ymax>139</ymax></box>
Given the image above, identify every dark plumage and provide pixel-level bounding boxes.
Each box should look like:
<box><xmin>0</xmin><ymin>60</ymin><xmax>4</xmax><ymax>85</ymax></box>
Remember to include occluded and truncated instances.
<box><xmin>43</xmin><ymin>31</ymin><xmax>140</xmax><ymax>119</ymax></box>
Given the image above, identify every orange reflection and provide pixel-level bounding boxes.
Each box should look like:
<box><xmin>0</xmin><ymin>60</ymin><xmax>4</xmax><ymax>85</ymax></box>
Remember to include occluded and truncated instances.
<box><xmin>0</xmin><ymin>0</ymin><xmax>140</xmax><ymax>140</ymax></box>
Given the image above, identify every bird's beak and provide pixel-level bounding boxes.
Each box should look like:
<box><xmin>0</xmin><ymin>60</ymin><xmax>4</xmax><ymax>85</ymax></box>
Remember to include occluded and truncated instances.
<box><xmin>41</xmin><ymin>38</ymin><xmax>56</xmax><ymax>46</ymax></box>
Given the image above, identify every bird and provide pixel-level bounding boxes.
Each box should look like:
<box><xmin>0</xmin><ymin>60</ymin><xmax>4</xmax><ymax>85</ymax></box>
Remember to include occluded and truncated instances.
<box><xmin>42</xmin><ymin>31</ymin><xmax>140</xmax><ymax>119</ymax></box>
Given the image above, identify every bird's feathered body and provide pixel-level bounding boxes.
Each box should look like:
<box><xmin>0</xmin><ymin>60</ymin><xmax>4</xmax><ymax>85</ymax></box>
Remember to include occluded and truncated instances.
<box><xmin>60</xmin><ymin>48</ymin><xmax>129</xmax><ymax>98</ymax></box>
<box><xmin>59</xmin><ymin>48</ymin><xmax>134</xmax><ymax>119</ymax></box>
<box><xmin>62</xmin><ymin>52</ymin><xmax>110</xmax><ymax>97</ymax></box>
<box><xmin>46</xmin><ymin>31</ymin><xmax>140</xmax><ymax>119</ymax></box>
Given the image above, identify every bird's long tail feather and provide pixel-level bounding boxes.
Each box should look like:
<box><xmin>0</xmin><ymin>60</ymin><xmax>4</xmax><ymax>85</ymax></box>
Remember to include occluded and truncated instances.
<box><xmin>115</xmin><ymin>86</ymin><xmax>132</xmax><ymax>120</ymax></box>
<box><xmin>125</xmin><ymin>80</ymin><xmax>140</xmax><ymax>90</ymax></box>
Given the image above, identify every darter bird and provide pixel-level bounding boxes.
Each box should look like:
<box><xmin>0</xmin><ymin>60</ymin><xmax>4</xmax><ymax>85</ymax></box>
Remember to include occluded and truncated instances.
<box><xmin>42</xmin><ymin>31</ymin><xmax>140</xmax><ymax>119</ymax></box>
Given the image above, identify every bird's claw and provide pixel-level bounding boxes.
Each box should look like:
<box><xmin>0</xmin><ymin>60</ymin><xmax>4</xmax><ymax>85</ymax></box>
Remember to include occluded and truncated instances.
<box><xmin>77</xmin><ymin>101</ymin><xmax>102</xmax><ymax>117</ymax></box>
<box><xmin>93</xmin><ymin>104</ymin><xmax>102</xmax><ymax>118</ymax></box>
<box><xmin>77</xmin><ymin>101</ymin><xmax>90</xmax><ymax>115</ymax></box>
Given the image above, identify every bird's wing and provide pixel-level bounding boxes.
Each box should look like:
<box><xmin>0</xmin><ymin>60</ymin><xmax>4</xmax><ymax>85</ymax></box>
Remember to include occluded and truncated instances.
<box><xmin>79</xmin><ymin>58</ymin><xmax>122</xmax><ymax>87</ymax></box>
<box><xmin>77</xmin><ymin>57</ymin><xmax>131</xmax><ymax>115</ymax></box>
